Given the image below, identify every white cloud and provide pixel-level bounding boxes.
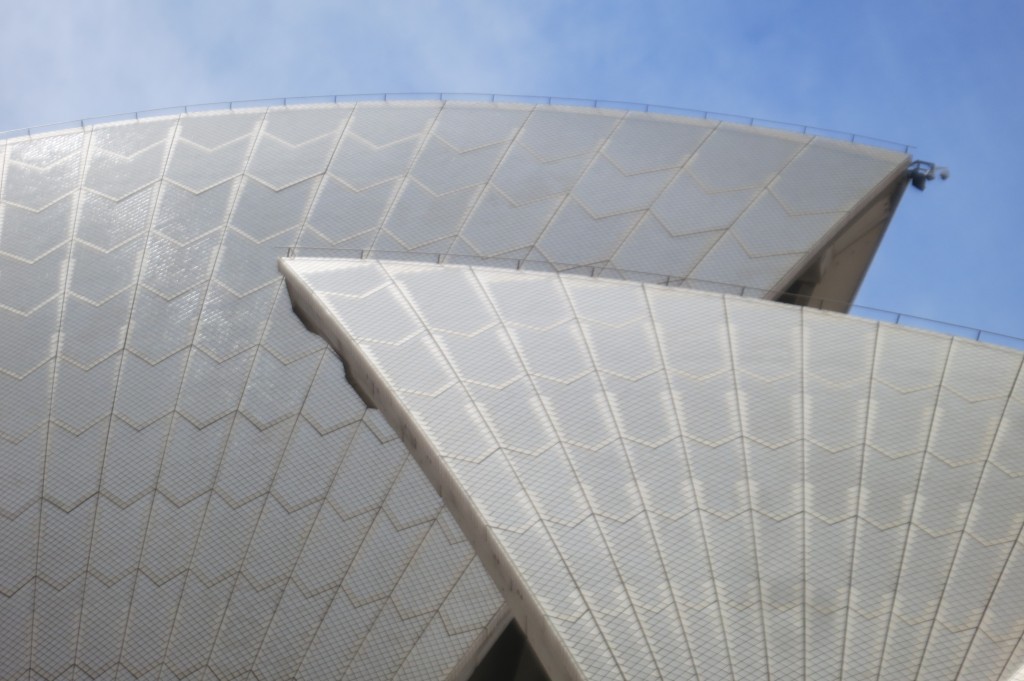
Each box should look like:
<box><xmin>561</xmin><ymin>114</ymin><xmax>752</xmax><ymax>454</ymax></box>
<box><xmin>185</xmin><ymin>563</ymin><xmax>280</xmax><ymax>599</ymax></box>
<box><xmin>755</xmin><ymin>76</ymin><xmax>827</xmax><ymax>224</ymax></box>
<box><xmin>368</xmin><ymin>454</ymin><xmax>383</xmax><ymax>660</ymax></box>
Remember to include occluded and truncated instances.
<box><xmin>1</xmin><ymin>0</ymin><xmax>1021</xmax><ymax>337</ymax></box>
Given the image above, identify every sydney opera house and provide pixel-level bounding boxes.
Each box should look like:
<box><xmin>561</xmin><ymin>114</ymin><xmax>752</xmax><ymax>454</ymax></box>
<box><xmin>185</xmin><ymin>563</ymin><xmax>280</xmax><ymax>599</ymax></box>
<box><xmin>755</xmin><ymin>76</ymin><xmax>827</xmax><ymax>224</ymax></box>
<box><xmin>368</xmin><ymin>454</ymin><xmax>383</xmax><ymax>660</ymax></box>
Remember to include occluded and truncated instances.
<box><xmin>0</xmin><ymin>97</ymin><xmax>1021</xmax><ymax>681</ymax></box>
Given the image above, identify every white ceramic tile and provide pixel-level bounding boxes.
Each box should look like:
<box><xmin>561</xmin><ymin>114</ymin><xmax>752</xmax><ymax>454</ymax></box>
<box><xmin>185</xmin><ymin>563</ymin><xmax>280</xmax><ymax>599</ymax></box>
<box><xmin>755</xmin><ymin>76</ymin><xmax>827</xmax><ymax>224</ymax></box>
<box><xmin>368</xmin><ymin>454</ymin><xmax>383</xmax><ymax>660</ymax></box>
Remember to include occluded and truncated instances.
<box><xmin>0</xmin><ymin>101</ymin><xmax>939</xmax><ymax>681</ymax></box>
<box><xmin>285</xmin><ymin>258</ymin><xmax>1024</xmax><ymax>681</ymax></box>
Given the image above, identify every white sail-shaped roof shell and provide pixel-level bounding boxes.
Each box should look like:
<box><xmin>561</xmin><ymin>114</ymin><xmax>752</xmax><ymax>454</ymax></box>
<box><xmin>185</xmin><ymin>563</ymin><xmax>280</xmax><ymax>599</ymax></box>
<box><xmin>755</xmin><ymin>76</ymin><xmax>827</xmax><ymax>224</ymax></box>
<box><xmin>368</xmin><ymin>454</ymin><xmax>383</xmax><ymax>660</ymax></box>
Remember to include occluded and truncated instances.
<box><xmin>0</xmin><ymin>100</ymin><xmax>910</xmax><ymax>680</ymax></box>
<box><xmin>283</xmin><ymin>258</ymin><xmax>1024</xmax><ymax>681</ymax></box>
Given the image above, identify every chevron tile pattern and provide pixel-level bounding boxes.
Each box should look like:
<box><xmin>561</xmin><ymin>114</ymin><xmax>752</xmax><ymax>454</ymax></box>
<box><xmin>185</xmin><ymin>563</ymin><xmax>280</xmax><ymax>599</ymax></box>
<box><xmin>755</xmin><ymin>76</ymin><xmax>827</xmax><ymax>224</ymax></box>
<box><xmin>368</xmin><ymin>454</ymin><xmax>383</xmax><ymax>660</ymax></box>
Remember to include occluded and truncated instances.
<box><xmin>0</xmin><ymin>100</ymin><xmax>910</xmax><ymax>681</ymax></box>
<box><xmin>0</xmin><ymin>106</ymin><xmax>517</xmax><ymax>681</ymax></box>
<box><xmin>283</xmin><ymin>258</ymin><xmax>1024</xmax><ymax>681</ymax></box>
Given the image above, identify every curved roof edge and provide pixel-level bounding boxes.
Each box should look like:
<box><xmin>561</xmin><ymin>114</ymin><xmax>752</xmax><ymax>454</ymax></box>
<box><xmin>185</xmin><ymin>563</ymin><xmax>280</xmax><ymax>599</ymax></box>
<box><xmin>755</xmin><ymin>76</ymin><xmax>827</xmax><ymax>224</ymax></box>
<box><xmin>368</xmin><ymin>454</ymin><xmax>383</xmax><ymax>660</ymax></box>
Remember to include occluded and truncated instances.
<box><xmin>0</xmin><ymin>92</ymin><xmax>913</xmax><ymax>153</ymax></box>
<box><xmin>281</xmin><ymin>257</ymin><xmax>1024</xmax><ymax>681</ymax></box>
<box><xmin>0</xmin><ymin>100</ymin><xmax>912</xmax><ymax>308</ymax></box>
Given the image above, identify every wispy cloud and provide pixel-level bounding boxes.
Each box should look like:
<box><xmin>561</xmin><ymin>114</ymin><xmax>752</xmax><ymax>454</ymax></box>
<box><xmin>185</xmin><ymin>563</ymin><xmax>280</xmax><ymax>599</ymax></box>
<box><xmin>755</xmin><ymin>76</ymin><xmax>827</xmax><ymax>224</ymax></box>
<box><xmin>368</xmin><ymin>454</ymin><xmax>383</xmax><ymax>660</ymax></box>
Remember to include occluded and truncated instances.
<box><xmin>2</xmin><ymin>0</ymin><xmax>1021</xmax><ymax>336</ymax></box>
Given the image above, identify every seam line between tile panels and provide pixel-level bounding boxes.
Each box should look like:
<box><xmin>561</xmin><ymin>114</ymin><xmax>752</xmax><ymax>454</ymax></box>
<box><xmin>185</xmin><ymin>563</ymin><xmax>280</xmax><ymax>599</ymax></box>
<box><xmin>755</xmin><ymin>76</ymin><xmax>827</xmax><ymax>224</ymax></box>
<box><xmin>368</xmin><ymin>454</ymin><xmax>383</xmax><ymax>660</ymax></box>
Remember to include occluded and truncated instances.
<box><xmin>151</xmin><ymin>107</ymin><xmax>274</xmax><ymax>681</ymax></box>
<box><xmin>555</xmin><ymin>273</ymin><xmax>699</xmax><ymax>680</ymax></box>
<box><xmin>833</xmin><ymin>321</ymin><xmax>885</xmax><ymax>681</ymax></box>
<box><xmin>230</xmin><ymin>103</ymin><xmax>380</xmax><ymax>680</ymax></box>
<box><xmin>953</xmin><ymin>362</ymin><xmax>1024</xmax><ymax>681</ymax></box>
<box><xmin>597</xmin><ymin>117</ymin><xmax>718</xmax><ymax>278</ymax></box>
<box><xmin>292</xmin><ymin>435</ymin><xmax>443</xmax><ymax>681</ymax></box>
<box><xmin>799</xmin><ymin>305</ymin><xmax>807</xmax><ymax>681</ymax></box>
<box><xmin>365</xmin><ymin>102</ymin><xmax>446</xmax><ymax>254</ymax></box>
<box><xmin>934</xmin><ymin>353</ymin><xmax>1024</xmax><ymax>681</ymax></box>
<box><xmin>642</xmin><ymin>283</ymin><xmax>739</xmax><ymax>681</ymax></box>
<box><xmin>288</xmin><ymin>103</ymin><xmax>356</xmax><ymax>256</ymax></box>
<box><xmin>166</xmin><ymin>105</ymin><xmax>356</xmax><ymax>681</ymax></box>
<box><xmin>278</xmin><ymin>106</ymin><xmax>470</xmax><ymax>681</ymax></box>
<box><xmin>283</xmin><ymin>348</ymin><xmax>450</xmax><ymax>676</ymax></box>
<box><xmin>104</xmin><ymin>107</ymin><xmax>268</xmax><ymax>681</ymax></box>
<box><xmin>439</xmin><ymin>105</ymin><xmax>536</xmax><ymax>261</ymax></box>
<box><xmin>991</xmin><ymin>576</ymin><xmax>1024</xmax><ymax>681</ymax></box>
<box><xmin>457</xmin><ymin>264</ymin><xmax>633</xmax><ymax>681</ymax></box>
<box><xmin>342</xmin><ymin>261</ymin><xmax>598</xmax><ymax>681</ymax></box>
<box><xmin>244</xmin><ymin>403</ymin><xmax>364</xmax><ymax>675</ymax></box>
<box><xmin>334</xmin><ymin>474</ymin><xmax>459</xmax><ymax>681</ymax></box>
<box><xmin>69</xmin><ymin>114</ymin><xmax>183</xmax><ymax>681</ymax></box>
<box><xmin>683</xmin><ymin>135</ymin><xmax>812</xmax><ymax>289</ymax></box>
<box><xmin>504</xmin><ymin>272</ymin><xmax>669</xmax><ymax>679</ymax></box>
<box><xmin>31</xmin><ymin>125</ymin><xmax>93</xmax><ymax>680</ymax></box>
<box><xmin>873</xmin><ymin>334</ymin><xmax>956</xmax><ymax>676</ymax></box>
<box><xmin>196</xmin><ymin>350</ymin><xmax>338</xmax><ymax>680</ymax></box>
<box><xmin>720</xmin><ymin>295</ymin><xmax>774</xmax><ymax>681</ymax></box>
<box><xmin>485</xmin><ymin>274</ymin><xmax>675</xmax><ymax>675</ymax></box>
<box><xmin>518</xmin><ymin>109</ymin><xmax>627</xmax><ymax>269</ymax></box>
<box><xmin>387</xmin><ymin>548</ymin><xmax>487</xmax><ymax>681</ymax></box>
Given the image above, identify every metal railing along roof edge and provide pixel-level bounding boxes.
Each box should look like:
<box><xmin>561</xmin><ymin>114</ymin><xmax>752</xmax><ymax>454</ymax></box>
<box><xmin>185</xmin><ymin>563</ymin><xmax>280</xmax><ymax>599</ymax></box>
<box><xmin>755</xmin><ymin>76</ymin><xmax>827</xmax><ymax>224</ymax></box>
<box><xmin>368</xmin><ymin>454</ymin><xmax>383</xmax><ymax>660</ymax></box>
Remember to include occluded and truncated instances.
<box><xmin>0</xmin><ymin>92</ymin><xmax>914</xmax><ymax>153</ymax></box>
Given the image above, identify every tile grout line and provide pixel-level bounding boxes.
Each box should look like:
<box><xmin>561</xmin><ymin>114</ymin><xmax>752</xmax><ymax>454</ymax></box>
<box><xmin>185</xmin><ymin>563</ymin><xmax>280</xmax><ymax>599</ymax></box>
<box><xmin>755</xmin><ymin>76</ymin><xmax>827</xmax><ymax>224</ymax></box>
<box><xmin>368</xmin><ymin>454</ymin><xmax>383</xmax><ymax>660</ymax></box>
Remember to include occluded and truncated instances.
<box><xmin>30</xmin><ymin>127</ymin><xmax>93</xmax><ymax>681</ymax></box>
<box><xmin>69</xmin><ymin>115</ymin><xmax>182</xmax><ymax>681</ymax></box>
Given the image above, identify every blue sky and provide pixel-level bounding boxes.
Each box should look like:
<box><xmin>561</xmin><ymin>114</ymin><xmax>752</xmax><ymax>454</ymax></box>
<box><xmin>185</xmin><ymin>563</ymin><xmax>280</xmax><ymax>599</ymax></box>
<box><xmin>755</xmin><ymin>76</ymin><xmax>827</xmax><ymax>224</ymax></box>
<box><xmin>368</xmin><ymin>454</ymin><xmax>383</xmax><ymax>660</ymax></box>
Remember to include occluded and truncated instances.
<box><xmin>2</xmin><ymin>0</ymin><xmax>1021</xmax><ymax>339</ymax></box>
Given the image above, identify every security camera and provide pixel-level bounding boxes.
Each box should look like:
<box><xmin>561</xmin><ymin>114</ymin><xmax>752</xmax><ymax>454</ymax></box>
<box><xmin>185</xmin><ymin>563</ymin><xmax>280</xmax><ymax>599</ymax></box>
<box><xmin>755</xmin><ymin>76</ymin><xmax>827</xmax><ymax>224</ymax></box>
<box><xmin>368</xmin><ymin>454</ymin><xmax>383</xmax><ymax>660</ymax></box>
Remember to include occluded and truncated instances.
<box><xmin>907</xmin><ymin>161</ymin><xmax>949</xmax><ymax>191</ymax></box>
